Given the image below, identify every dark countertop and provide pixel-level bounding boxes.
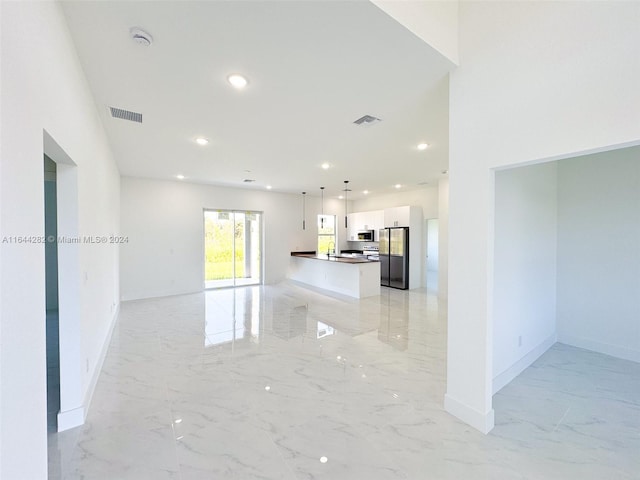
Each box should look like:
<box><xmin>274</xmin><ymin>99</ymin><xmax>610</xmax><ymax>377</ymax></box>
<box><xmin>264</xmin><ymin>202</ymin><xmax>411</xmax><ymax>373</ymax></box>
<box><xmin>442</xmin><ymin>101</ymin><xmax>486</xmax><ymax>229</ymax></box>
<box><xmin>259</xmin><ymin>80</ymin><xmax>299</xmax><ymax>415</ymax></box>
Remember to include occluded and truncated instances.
<box><xmin>291</xmin><ymin>252</ymin><xmax>379</xmax><ymax>264</ymax></box>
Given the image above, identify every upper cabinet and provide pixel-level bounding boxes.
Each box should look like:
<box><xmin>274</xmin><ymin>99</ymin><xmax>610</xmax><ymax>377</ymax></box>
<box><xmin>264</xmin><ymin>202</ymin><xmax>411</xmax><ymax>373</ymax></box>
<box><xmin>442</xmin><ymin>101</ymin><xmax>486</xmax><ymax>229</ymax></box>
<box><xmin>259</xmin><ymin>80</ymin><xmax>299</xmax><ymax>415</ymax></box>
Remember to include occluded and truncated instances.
<box><xmin>346</xmin><ymin>213</ymin><xmax>360</xmax><ymax>241</ymax></box>
<box><xmin>373</xmin><ymin>210</ymin><xmax>385</xmax><ymax>238</ymax></box>
<box><xmin>347</xmin><ymin>206</ymin><xmax>420</xmax><ymax>240</ymax></box>
<box><xmin>384</xmin><ymin>206</ymin><xmax>412</xmax><ymax>228</ymax></box>
<box><xmin>347</xmin><ymin>210</ymin><xmax>384</xmax><ymax>241</ymax></box>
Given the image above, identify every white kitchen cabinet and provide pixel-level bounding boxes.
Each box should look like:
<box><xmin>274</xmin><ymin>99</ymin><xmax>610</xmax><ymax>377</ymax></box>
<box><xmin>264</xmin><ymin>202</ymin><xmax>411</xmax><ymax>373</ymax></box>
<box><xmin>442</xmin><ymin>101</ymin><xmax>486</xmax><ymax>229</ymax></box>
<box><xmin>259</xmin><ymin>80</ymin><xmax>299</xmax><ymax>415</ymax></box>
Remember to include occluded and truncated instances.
<box><xmin>384</xmin><ymin>206</ymin><xmax>411</xmax><ymax>227</ymax></box>
<box><xmin>360</xmin><ymin>211</ymin><xmax>373</xmax><ymax>230</ymax></box>
<box><xmin>372</xmin><ymin>210</ymin><xmax>384</xmax><ymax>239</ymax></box>
<box><xmin>347</xmin><ymin>210</ymin><xmax>384</xmax><ymax>241</ymax></box>
<box><xmin>346</xmin><ymin>213</ymin><xmax>360</xmax><ymax>241</ymax></box>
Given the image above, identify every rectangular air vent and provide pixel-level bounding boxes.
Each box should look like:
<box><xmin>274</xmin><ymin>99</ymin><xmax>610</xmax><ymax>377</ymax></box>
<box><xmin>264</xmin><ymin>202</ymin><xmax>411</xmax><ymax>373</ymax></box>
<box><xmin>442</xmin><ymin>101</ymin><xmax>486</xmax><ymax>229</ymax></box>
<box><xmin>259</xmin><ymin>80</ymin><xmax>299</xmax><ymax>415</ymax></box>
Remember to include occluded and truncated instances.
<box><xmin>109</xmin><ymin>106</ymin><xmax>142</xmax><ymax>123</ymax></box>
<box><xmin>243</xmin><ymin>179</ymin><xmax>256</xmax><ymax>183</ymax></box>
<box><xmin>353</xmin><ymin>114</ymin><xmax>381</xmax><ymax>126</ymax></box>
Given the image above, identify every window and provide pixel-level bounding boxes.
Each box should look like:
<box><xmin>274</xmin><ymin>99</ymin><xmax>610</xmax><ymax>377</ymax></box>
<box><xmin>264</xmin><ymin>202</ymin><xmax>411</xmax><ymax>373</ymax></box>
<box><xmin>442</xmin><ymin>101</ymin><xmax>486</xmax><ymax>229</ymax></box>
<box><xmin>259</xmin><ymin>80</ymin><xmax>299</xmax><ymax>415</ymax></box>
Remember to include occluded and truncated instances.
<box><xmin>317</xmin><ymin>214</ymin><xmax>336</xmax><ymax>255</ymax></box>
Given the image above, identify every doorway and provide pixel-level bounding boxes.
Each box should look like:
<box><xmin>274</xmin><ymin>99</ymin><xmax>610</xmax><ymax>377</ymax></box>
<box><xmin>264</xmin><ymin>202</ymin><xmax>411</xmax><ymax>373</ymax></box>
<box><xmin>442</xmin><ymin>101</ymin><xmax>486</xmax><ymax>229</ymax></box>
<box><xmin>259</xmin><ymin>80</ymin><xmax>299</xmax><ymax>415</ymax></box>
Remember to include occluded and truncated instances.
<box><xmin>43</xmin><ymin>130</ymin><xmax>83</xmax><ymax>435</ymax></box>
<box><xmin>204</xmin><ymin>210</ymin><xmax>262</xmax><ymax>288</ymax></box>
<box><xmin>44</xmin><ymin>155</ymin><xmax>60</xmax><ymax>433</ymax></box>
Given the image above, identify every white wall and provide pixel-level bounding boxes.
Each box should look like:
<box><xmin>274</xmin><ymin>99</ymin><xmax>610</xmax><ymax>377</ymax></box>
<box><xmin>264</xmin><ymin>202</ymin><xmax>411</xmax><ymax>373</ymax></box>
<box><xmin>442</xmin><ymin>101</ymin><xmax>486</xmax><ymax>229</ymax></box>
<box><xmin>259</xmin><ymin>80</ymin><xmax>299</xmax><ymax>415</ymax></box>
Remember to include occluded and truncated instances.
<box><xmin>492</xmin><ymin>162</ymin><xmax>558</xmax><ymax>393</ymax></box>
<box><xmin>120</xmin><ymin>178</ymin><xmax>348</xmax><ymax>301</ymax></box>
<box><xmin>0</xmin><ymin>1</ymin><xmax>3</xmax><ymax>473</ymax></box>
<box><xmin>438</xmin><ymin>178</ymin><xmax>449</xmax><ymax>300</ymax></box>
<box><xmin>446</xmin><ymin>1</ymin><xmax>640</xmax><ymax>433</ymax></box>
<box><xmin>426</xmin><ymin>219</ymin><xmax>439</xmax><ymax>272</ymax></box>
<box><xmin>557</xmin><ymin>147</ymin><xmax>640</xmax><ymax>363</ymax></box>
<box><xmin>0</xmin><ymin>2</ymin><xmax>120</xmax><ymax>477</ymax></box>
<box><xmin>371</xmin><ymin>0</ymin><xmax>459</xmax><ymax>65</ymax></box>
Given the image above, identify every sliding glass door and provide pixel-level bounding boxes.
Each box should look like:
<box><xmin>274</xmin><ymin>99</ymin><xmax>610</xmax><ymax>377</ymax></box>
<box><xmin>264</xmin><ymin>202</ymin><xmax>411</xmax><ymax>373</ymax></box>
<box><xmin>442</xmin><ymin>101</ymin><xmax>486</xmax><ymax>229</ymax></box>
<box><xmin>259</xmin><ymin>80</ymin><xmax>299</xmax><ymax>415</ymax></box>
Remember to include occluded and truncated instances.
<box><xmin>204</xmin><ymin>210</ymin><xmax>262</xmax><ymax>288</ymax></box>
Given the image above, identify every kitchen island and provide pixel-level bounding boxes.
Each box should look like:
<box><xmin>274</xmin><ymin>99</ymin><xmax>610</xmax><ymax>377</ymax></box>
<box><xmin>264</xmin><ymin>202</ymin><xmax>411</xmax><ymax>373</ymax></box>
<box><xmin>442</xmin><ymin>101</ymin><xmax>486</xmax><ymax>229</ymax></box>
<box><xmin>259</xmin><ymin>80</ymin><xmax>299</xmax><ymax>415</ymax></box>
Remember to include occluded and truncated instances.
<box><xmin>289</xmin><ymin>252</ymin><xmax>380</xmax><ymax>298</ymax></box>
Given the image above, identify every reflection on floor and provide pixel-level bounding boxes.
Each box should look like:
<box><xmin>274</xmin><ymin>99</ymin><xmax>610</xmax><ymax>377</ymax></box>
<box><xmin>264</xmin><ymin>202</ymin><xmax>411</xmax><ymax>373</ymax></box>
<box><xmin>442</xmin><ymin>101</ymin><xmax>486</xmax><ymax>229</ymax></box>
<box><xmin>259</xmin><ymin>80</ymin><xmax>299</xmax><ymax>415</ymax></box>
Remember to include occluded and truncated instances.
<box><xmin>48</xmin><ymin>282</ymin><xmax>640</xmax><ymax>479</ymax></box>
<box><xmin>204</xmin><ymin>276</ymin><xmax>260</xmax><ymax>289</ymax></box>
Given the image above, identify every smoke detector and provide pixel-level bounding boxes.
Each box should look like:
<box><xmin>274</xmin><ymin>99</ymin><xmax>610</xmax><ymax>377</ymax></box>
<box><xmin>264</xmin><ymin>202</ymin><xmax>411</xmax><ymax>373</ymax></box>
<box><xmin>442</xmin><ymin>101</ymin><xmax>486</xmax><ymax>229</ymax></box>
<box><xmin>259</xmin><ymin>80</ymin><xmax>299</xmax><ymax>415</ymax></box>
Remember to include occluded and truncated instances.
<box><xmin>130</xmin><ymin>27</ymin><xmax>153</xmax><ymax>46</ymax></box>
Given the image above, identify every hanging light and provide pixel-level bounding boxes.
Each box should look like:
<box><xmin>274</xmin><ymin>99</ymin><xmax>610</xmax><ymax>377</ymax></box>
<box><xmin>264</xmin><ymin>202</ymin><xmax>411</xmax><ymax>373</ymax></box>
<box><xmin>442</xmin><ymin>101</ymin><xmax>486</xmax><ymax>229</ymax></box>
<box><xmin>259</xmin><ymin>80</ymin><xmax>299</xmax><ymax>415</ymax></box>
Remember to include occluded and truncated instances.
<box><xmin>302</xmin><ymin>192</ymin><xmax>306</xmax><ymax>230</ymax></box>
<box><xmin>344</xmin><ymin>180</ymin><xmax>350</xmax><ymax>228</ymax></box>
<box><xmin>320</xmin><ymin>187</ymin><xmax>325</xmax><ymax>229</ymax></box>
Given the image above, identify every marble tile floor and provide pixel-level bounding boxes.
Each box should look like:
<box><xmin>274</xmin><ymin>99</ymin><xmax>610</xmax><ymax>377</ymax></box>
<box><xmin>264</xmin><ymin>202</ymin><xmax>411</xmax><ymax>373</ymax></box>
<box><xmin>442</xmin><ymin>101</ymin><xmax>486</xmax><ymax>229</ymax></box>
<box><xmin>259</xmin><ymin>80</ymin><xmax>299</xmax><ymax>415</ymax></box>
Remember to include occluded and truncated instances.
<box><xmin>48</xmin><ymin>282</ymin><xmax>640</xmax><ymax>479</ymax></box>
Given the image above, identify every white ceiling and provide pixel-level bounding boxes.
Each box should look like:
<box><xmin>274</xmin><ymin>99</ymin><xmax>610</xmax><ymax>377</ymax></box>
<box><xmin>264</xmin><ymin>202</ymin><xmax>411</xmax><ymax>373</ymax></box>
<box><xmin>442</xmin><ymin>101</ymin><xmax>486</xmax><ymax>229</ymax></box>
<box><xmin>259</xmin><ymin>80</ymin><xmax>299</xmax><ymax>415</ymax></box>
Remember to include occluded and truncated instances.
<box><xmin>61</xmin><ymin>0</ymin><xmax>453</xmax><ymax>199</ymax></box>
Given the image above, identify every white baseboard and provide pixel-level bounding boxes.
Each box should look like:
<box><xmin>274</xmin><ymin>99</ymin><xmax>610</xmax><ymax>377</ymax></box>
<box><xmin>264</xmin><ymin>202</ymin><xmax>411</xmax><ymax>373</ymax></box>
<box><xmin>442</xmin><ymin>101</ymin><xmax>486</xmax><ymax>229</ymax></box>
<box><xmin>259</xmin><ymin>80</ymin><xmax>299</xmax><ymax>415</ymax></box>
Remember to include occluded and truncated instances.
<box><xmin>121</xmin><ymin>287</ymin><xmax>201</xmax><ymax>302</ymax></box>
<box><xmin>558</xmin><ymin>334</ymin><xmax>640</xmax><ymax>364</ymax></box>
<box><xmin>57</xmin><ymin>406</ymin><xmax>85</xmax><ymax>431</ymax></box>
<box><xmin>444</xmin><ymin>393</ymin><xmax>495</xmax><ymax>434</ymax></box>
<box><xmin>84</xmin><ymin>303</ymin><xmax>120</xmax><ymax>409</ymax></box>
<box><xmin>492</xmin><ymin>333</ymin><xmax>557</xmax><ymax>395</ymax></box>
<box><xmin>57</xmin><ymin>303</ymin><xmax>120</xmax><ymax>432</ymax></box>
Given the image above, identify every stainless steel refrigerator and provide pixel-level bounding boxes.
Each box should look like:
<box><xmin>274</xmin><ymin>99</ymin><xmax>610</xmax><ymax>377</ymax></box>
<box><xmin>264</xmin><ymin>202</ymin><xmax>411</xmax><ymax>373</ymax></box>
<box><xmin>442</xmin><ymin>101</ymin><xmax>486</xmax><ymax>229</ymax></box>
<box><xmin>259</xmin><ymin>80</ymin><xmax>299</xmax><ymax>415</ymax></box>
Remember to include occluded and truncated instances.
<box><xmin>378</xmin><ymin>227</ymin><xmax>409</xmax><ymax>289</ymax></box>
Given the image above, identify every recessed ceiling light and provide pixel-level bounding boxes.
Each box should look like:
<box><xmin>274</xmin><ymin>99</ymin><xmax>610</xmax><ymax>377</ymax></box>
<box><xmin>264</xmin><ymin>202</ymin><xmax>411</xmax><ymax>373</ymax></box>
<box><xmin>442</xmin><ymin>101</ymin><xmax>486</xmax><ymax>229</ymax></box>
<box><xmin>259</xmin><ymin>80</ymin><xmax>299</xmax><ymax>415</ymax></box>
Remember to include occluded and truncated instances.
<box><xmin>227</xmin><ymin>74</ymin><xmax>248</xmax><ymax>89</ymax></box>
<box><xmin>195</xmin><ymin>137</ymin><xmax>209</xmax><ymax>146</ymax></box>
<box><xmin>338</xmin><ymin>195</ymin><xmax>344</xmax><ymax>200</ymax></box>
<box><xmin>417</xmin><ymin>143</ymin><xmax>429</xmax><ymax>150</ymax></box>
<box><xmin>395</xmin><ymin>184</ymin><xmax>402</xmax><ymax>189</ymax></box>
<box><xmin>321</xmin><ymin>162</ymin><xmax>330</xmax><ymax>170</ymax></box>
<box><xmin>266</xmin><ymin>185</ymin><xmax>272</xmax><ymax>190</ymax></box>
<box><xmin>363</xmin><ymin>190</ymin><xmax>369</xmax><ymax>195</ymax></box>
<box><xmin>176</xmin><ymin>174</ymin><xmax>185</xmax><ymax>180</ymax></box>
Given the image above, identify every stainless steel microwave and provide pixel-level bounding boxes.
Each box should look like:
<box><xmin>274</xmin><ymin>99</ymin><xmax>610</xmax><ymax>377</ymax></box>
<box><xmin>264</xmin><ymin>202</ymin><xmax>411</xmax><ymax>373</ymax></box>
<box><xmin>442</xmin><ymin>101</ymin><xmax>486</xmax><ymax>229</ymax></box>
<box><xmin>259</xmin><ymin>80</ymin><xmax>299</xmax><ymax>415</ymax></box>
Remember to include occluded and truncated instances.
<box><xmin>357</xmin><ymin>230</ymin><xmax>375</xmax><ymax>241</ymax></box>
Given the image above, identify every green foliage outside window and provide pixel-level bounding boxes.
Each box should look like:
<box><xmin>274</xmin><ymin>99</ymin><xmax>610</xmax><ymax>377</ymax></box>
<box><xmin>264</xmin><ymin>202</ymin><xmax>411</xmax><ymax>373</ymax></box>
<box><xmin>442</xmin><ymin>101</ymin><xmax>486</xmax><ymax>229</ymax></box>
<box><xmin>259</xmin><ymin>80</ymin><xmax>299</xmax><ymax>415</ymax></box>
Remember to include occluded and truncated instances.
<box><xmin>204</xmin><ymin>216</ymin><xmax>246</xmax><ymax>280</ymax></box>
<box><xmin>317</xmin><ymin>214</ymin><xmax>336</xmax><ymax>254</ymax></box>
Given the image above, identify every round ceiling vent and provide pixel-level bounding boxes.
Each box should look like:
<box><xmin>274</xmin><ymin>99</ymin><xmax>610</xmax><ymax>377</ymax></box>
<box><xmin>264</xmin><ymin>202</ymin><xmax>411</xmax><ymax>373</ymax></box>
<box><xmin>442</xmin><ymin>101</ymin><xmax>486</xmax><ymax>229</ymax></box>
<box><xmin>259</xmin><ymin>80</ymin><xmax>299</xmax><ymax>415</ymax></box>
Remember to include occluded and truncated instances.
<box><xmin>129</xmin><ymin>27</ymin><xmax>153</xmax><ymax>46</ymax></box>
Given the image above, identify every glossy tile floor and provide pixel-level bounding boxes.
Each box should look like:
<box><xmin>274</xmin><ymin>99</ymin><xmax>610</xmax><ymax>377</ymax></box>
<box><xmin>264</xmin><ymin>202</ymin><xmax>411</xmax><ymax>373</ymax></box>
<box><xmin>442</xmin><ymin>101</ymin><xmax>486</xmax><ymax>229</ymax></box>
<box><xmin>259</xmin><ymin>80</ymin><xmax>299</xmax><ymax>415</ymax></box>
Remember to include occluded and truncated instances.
<box><xmin>48</xmin><ymin>282</ymin><xmax>640</xmax><ymax>479</ymax></box>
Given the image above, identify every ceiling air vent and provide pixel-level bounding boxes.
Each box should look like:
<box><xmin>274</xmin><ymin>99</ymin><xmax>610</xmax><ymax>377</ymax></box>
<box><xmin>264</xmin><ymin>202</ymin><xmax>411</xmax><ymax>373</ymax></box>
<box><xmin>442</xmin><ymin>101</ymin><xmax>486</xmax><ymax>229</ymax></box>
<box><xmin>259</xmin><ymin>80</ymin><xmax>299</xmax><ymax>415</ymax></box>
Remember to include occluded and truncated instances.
<box><xmin>109</xmin><ymin>106</ymin><xmax>143</xmax><ymax>123</ymax></box>
<box><xmin>243</xmin><ymin>179</ymin><xmax>256</xmax><ymax>183</ymax></box>
<box><xmin>353</xmin><ymin>114</ymin><xmax>381</xmax><ymax>126</ymax></box>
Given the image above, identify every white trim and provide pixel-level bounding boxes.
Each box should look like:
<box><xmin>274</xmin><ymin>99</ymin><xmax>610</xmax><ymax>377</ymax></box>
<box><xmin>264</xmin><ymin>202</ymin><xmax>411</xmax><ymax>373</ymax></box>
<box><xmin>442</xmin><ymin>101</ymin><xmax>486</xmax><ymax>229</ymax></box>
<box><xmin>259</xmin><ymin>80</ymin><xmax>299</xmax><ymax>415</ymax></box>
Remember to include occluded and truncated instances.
<box><xmin>558</xmin><ymin>336</ymin><xmax>640</xmax><ymax>364</ymax></box>
<box><xmin>444</xmin><ymin>393</ymin><xmax>495</xmax><ymax>434</ymax></box>
<box><xmin>492</xmin><ymin>334</ymin><xmax>557</xmax><ymax>395</ymax></box>
<box><xmin>83</xmin><ymin>303</ymin><xmax>120</xmax><ymax>411</ymax></box>
<box><xmin>57</xmin><ymin>303</ymin><xmax>119</xmax><ymax>432</ymax></box>
<box><xmin>57</xmin><ymin>406</ymin><xmax>84</xmax><ymax>432</ymax></box>
<box><xmin>121</xmin><ymin>287</ymin><xmax>201</xmax><ymax>302</ymax></box>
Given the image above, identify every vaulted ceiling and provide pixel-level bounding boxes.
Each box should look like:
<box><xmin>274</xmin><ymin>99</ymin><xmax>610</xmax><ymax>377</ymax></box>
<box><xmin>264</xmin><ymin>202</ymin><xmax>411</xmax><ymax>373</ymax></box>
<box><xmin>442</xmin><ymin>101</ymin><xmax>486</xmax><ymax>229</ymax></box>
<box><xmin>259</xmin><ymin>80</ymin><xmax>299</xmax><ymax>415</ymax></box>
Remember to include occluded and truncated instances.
<box><xmin>62</xmin><ymin>0</ymin><xmax>453</xmax><ymax>199</ymax></box>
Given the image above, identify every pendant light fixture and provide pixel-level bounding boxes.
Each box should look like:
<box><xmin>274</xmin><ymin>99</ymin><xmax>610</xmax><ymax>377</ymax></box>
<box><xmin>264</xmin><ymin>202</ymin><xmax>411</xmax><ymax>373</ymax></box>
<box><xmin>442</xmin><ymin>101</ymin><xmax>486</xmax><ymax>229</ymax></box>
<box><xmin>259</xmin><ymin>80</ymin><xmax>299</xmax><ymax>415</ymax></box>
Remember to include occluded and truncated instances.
<box><xmin>302</xmin><ymin>192</ymin><xmax>306</xmax><ymax>230</ymax></box>
<box><xmin>344</xmin><ymin>180</ymin><xmax>350</xmax><ymax>228</ymax></box>
<box><xmin>320</xmin><ymin>187</ymin><xmax>325</xmax><ymax>229</ymax></box>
